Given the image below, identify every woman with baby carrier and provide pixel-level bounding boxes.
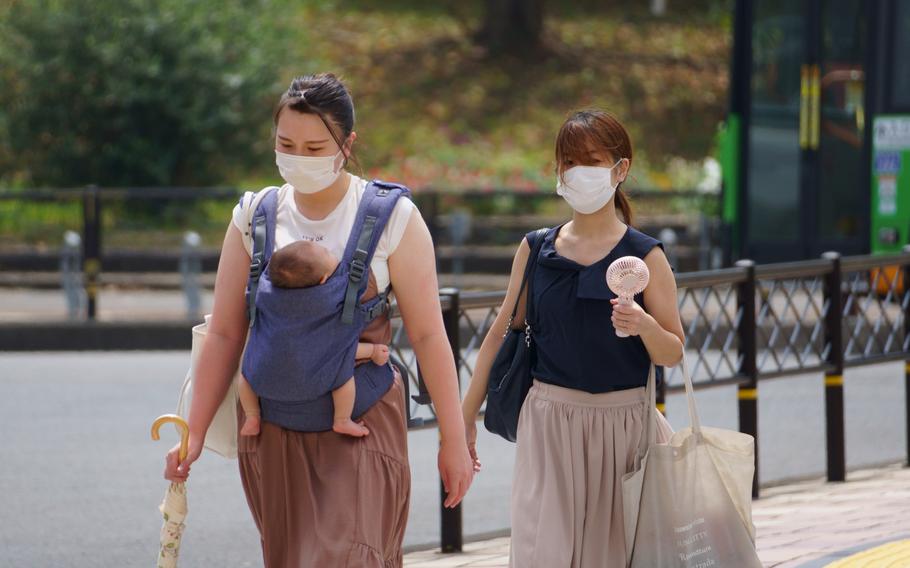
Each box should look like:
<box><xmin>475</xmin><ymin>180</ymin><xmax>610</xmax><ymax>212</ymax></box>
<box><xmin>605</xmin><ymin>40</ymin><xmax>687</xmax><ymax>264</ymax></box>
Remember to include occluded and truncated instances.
<box><xmin>462</xmin><ymin>109</ymin><xmax>686</xmax><ymax>567</ymax></box>
<box><xmin>163</xmin><ymin>73</ymin><xmax>475</xmax><ymax>567</ymax></box>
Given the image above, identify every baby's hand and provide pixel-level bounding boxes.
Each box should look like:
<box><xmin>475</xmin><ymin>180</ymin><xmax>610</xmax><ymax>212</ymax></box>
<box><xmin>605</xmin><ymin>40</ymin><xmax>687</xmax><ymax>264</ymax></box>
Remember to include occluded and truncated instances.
<box><xmin>371</xmin><ymin>344</ymin><xmax>390</xmax><ymax>365</ymax></box>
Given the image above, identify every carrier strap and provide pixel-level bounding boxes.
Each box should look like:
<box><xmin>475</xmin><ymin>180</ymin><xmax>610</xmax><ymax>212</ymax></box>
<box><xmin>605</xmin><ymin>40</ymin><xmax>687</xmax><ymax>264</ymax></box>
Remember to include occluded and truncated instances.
<box><xmin>245</xmin><ymin>188</ymin><xmax>279</xmax><ymax>327</ymax></box>
<box><xmin>341</xmin><ymin>181</ymin><xmax>411</xmax><ymax>325</ymax></box>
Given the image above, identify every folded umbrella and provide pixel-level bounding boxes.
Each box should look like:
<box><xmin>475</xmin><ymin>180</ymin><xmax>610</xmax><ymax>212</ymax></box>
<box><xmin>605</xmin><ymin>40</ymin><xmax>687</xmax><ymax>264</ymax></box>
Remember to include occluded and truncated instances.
<box><xmin>151</xmin><ymin>414</ymin><xmax>190</xmax><ymax>568</ymax></box>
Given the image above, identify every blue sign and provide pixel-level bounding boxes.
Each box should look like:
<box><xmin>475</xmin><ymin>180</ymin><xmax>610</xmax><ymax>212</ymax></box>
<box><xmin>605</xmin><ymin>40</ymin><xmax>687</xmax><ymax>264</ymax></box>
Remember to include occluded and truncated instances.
<box><xmin>875</xmin><ymin>152</ymin><xmax>901</xmax><ymax>174</ymax></box>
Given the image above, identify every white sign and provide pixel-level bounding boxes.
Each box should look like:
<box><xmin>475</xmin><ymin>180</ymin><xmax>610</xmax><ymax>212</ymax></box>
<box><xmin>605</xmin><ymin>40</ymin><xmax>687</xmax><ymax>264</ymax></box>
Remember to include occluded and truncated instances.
<box><xmin>878</xmin><ymin>175</ymin><xmax>898</xmax><ymax>215</ymax></box>
<box><xmin>874</xmin><ymin>117</ymin><xmax>910</xmax><ymax>149</ymax></box>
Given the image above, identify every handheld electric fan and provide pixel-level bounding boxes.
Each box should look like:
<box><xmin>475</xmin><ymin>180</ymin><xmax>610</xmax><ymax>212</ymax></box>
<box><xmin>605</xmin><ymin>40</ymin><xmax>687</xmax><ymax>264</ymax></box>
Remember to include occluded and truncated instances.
<box><xmin>606</xmin><ymin>256</ymin><xmax>650</xmax><ymax>338</ymax></box>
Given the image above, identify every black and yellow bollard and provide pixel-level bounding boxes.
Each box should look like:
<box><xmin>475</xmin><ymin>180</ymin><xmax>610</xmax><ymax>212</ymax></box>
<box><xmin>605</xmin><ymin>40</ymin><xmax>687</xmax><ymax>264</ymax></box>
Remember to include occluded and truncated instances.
<box><xmin>822</xmin><ymin>252</ymin><xmax>846</xmax><ymax>482</ymax></box>
<box><xmin>439</xmin><ymin>288</ymin><xmax>463</xmax><ymax>553</ymax></box>
<box><xmin>735</xmin><ymin>259</ymin><xmax>760</xmax><ymax>498</ymax></box>
<box><xmin>824</xmin><ymin>371</ymin><xmax>846</xmax><ymax>482</ymax></box>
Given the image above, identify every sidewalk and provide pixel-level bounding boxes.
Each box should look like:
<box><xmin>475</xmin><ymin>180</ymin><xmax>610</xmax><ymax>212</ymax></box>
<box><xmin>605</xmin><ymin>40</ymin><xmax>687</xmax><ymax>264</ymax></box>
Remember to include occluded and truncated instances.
<box><xmin>404</xmin><ymin>464</ymin><xmax>910</xmax><ymax>568</ymax></box>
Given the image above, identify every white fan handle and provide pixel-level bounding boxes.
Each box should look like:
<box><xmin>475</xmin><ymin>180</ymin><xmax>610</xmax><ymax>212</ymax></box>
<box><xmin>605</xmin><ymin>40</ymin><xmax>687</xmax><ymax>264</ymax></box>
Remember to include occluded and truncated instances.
<box><xmin>615</xmin><ymin>295</ymin><xmax>633</xmax><ymax>338</ymax></box>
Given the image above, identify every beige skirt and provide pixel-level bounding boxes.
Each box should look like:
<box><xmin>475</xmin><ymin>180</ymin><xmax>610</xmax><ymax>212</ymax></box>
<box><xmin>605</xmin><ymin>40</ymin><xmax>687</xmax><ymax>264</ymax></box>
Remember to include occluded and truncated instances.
<box><xmin>238</xmin><ymin>371</ymin><xmax>410</xmax><ymax>568</ymax></box>
<box><xmin>510</xmin><ymin>380</ymin><xmax>673</xmax><ymax>568</ymax></box>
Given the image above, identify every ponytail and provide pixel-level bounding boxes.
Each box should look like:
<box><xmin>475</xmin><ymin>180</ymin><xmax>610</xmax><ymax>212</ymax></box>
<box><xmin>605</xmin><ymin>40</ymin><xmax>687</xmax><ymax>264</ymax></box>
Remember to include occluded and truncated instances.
<box><xmin>615</xmin><ymin>188</ymin><xmax>633</xmax><ymax>226</ymax></box>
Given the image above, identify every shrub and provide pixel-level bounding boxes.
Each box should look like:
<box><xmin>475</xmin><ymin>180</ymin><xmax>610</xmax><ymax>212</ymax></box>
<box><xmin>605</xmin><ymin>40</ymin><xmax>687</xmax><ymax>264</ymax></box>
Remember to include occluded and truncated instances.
<box><xmin>0</xmin><ymin>0</ymin><xmax>289</xmax><ymax>188</ymax></box>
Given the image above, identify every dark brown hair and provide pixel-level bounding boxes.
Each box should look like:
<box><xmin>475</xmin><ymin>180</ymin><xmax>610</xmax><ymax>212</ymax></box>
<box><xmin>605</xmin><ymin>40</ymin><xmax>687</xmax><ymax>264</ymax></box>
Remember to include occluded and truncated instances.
<box><xmin>555</xmin><ymin>109</ymin><xmax>634</xmax><ymax>225</ymax></box>
<box><xmin>273</xmin><ymin>73</ymin><xmax>358</xmax><ymax>168</ymax></box>
<box><xmin>269</xmin><ymin>241</ymin><xmax>332</xmax><ymax>289</ymax></box>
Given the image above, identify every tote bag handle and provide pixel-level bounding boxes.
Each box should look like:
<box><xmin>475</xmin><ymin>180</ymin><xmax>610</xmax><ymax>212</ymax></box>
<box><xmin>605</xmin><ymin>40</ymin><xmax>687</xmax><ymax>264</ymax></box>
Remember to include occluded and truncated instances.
<box><xmin>635</xmin><ymin>354</ymin><xmax>704</xmax><ymax>465</ymax></box>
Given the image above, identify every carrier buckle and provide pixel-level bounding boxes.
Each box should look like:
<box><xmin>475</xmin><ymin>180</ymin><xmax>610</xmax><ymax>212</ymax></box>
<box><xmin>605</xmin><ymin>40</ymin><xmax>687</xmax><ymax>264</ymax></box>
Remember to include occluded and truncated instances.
<box><xmin>368</xmin><ymin>300</ymin><xmax>388</xmax><ymax>320</ymax></box>
<box><xmin>249</xmin><ymin>258</ymin><xmax>263</xmax><ymax>278</ymax></box>
<box><xmin>349</xmin><ymin>258</ymin><xmax>367</xmax><ymax>282</ymax></box>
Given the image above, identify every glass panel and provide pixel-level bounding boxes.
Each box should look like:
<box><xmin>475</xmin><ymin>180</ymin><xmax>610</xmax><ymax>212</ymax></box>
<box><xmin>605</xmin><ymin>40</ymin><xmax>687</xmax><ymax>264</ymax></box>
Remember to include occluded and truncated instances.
<box><xmin>748</xmin><ymin>0</ymin><xmax>805</xmax><ymax>241</ymax></box>
<box><xmin>817</xmin><ymin>0</ymin><xmax>866</xmax><ymax>240</ymax></box>
<box><xmin>893</xmin><ymin>0</ymin><xmax>910</xmax><ymax>108</ymax></box>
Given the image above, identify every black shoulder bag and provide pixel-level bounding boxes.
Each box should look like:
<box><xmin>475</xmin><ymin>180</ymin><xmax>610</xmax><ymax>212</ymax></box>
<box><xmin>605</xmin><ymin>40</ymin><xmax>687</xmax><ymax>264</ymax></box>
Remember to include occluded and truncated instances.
<box><xmin>483</xmin><ymin>228</ymin><xmax>548</xmax><ymax>442</ymax></box>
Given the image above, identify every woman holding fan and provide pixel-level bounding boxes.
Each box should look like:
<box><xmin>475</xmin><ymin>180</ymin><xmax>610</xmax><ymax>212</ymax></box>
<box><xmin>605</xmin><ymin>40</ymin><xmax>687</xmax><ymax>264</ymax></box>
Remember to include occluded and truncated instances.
<box><xmin>462</xmin><ymin>109</ymin><xmax>685</xmax><ymax>567</ymax></box>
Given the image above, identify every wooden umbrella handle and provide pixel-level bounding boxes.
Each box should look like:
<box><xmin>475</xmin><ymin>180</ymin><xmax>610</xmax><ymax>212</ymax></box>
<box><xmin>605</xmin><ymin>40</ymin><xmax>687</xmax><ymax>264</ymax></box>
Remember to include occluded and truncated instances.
<box><xmin>151</xmin><ymin>414</ymin><xmax>190</xmax><ymax>463</ymax></box>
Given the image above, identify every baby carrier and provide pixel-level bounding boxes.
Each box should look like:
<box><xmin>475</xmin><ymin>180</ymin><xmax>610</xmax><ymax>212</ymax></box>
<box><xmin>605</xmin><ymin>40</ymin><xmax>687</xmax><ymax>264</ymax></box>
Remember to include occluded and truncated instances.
<box><xmin>241</xmin><ymin>180</ymin><xmax>410</xmax><ymax>431</ymax></box>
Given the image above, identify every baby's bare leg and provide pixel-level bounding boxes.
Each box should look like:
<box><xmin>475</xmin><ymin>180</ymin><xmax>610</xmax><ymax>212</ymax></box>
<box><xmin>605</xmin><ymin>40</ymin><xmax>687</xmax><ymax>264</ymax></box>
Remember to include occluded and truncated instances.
<box><xmin>356</xmin><ymin>342</ymin><xmax>390</xmax><ymax>365</ymax></box>
<box><xmin>238</xmin><ymin>374</ymin><xmax>261</xmax><ymax>436</ymax></box>
<box><xmin>332</xmin><ymin>377</ymin><xmax>369</xmax><ymax>437</ymax></box>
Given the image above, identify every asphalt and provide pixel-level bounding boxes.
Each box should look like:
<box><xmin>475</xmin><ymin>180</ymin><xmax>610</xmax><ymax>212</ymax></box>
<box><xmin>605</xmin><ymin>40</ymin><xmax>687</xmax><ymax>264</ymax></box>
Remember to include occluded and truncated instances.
<box><xmin>0</xmin><ymin>352</ymin><xmax>906</xmax><ymax>567</ymax></box>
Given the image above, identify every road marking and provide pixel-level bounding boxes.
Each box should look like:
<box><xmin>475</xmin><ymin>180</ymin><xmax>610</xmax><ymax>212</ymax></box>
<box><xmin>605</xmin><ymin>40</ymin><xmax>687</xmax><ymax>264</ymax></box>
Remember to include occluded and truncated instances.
<box><xmin>826</xmin><ymin>539</ymin><xmax>910</xmax><ymax>567</ymax></box>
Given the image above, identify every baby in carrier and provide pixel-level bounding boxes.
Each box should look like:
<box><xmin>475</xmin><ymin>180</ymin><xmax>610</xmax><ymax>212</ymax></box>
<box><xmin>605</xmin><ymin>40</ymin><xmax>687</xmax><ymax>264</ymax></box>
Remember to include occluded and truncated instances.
<box><xmin>238</xmin><ymin>240</ymin><xmax>390</xmax><ymax>437</ymax></box>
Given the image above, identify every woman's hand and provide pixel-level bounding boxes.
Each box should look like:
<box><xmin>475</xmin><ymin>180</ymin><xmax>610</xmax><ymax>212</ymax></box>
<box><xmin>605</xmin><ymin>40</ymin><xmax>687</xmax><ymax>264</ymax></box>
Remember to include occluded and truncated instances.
<box><xmin>163</xmin><ymin>435</ymin><xmax>204</xmax><ymax>483</ymax></box>
<box><xmin>465</xmin><ymin>416</ymin><xmax>482</xmax><ymax>472</ymax></box>
<box><xmin>438</xmin><ymin>439</ymin><xmax>475</xmax><ymax>508</ymax></box>
<box><xmin>610</xmin><ymin>298</ymin><xmax>657</xmax><ymax>337</ymax></box>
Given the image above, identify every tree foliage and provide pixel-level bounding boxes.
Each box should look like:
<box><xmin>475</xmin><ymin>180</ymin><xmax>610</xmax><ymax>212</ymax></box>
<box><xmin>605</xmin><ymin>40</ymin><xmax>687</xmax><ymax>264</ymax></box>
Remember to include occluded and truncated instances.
<box><xmin>0</xmin><ymin>0</ymin><xmax>289</xmax><ymax>187</ymax></box>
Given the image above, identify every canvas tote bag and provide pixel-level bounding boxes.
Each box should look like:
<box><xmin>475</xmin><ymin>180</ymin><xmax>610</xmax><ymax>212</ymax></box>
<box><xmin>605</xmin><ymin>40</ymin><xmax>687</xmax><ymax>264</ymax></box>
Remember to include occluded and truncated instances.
<box><xmin>174</xmin><ymin>189</ymin><xmax>271</xmax><ymax>458</ymax></box>
<box><xmin>175</xmin><ymin>314</ymin><xmax>242</xmax><ymax>458</ymax></box>
<box><xmin>622</xmin><ymin>356</ymin><xmax>761</xmax><ymax>567</ymax></box>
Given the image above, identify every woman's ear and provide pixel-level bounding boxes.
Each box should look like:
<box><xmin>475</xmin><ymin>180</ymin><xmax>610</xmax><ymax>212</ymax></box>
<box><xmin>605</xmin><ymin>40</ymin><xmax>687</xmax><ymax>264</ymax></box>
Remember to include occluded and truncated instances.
<box><xmin>343</xmin><ymin>131</ymin><xmax>357</xmax><ymax>158</ymax></box>
<box><xmin>615</xmin><ymin>158</ymin><xmax>631</xmax><ymax>184</ymax></box>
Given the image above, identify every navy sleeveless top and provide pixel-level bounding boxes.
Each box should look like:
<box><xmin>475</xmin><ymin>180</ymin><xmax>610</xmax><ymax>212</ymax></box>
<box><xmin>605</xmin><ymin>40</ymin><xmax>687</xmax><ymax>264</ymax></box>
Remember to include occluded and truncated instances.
<box><xmin>530</xmin><ymin>224</ymin><xmax>664</xmax><ymax>393</ymax></box>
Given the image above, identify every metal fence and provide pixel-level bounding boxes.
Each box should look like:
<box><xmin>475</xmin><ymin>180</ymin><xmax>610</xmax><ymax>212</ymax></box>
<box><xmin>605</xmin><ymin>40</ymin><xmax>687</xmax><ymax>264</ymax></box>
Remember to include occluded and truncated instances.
<box><xmin>391</xmin><ymin>250</ymin><xmax>910</xmax><ymax>552</ymax></box>
<box><xmin>0</xmin><ymin>185</ymin><xmax>721</xmax><ymax>278</ymax></box>
<box><xmin>6</xmin><ymin>187</ymin><xmax>908</xmax><ymax>553</ymax></box>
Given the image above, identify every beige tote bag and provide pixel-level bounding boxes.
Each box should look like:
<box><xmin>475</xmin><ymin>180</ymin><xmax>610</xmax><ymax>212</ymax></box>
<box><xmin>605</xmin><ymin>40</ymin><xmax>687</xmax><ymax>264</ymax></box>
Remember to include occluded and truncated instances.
<box><xmin>622</xmin><ymin>357</ymin><xmax>760</xmax><ymax>567</ymax></box>
<box><xmin>174</xmin><ymin>188</ymin><xmax>270</xmax><ymax>459</ymax></box>
<box><xmin>176</xmin><ymin>315</ymin><xmax>242</xmax><ymax>458</ymax></box>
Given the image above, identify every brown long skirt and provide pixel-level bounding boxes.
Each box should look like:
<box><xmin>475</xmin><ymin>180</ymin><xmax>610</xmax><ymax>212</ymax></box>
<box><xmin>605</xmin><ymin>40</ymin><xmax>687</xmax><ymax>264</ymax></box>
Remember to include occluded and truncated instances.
<box><xmin>510</xmin><ymin>380</ymin><xmax>674</xmax><ymax>568</ymax></box>
<box><xmin>238</xmin><ymin>371</ymin><xmax>410</xmax><ymax>568</ymax></box>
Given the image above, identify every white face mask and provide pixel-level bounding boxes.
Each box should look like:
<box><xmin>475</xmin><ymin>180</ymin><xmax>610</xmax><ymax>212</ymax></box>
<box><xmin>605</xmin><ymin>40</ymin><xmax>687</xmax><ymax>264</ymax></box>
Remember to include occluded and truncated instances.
<box><xmin>275</xmin><ymin>149</ymin><xmax>344</xmax><ymax>194</ymax></box>
<box><xmin>556</xmin><ymin>160</ymin><xmax>623</xmax><ymax>214</ymax></box>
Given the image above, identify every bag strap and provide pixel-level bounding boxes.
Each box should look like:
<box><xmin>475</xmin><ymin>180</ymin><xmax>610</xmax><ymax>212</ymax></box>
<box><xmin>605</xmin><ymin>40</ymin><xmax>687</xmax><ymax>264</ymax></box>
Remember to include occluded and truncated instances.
<box><xmin>680</xmin><ymin>355</ymin><xmax>702</xmax><ymax>433</ymax></box>
<box><xmin>340</xmin><ymin>180</ymin><xmax>411</xmax><ymax>325</ymax></box>
<box><xmin>634</xmin><ymin>356</ymin><xmax>702</xmax><ymax>467</ymax></box>
<box><xmin>504</xmin><ymin>227</ymin><xmax>549</xmax><ymax>333</ymax></box>
<box><xmin>634</xmin><ymin>364</ymin><xmax>659</xmax><ymax>468</ymax></box>
<box><xmin>524</xmin><ymin>228</ymin><xmax>549</xmax><ymax>330</ymax></box>
<box><xmin>244</xmin><ymin>187</ymin><xmax>279</xmax><ymax>327</ymax></box>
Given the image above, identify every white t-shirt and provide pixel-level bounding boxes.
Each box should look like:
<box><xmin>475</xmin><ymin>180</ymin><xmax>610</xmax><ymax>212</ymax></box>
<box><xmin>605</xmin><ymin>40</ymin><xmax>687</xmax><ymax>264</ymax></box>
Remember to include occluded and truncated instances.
<box><xmin>232</xmin><ymin>175</ymin><xmax>416</xmax><ymax>291</ymax></box>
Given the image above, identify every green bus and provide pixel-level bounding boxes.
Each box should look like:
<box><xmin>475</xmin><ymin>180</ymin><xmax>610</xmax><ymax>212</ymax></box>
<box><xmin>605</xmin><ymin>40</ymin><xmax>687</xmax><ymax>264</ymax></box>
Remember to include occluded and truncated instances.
<box><xmin>720</xmin><ymin>0</ymin><xmax>910</xmax><ymax>264</ymax></box>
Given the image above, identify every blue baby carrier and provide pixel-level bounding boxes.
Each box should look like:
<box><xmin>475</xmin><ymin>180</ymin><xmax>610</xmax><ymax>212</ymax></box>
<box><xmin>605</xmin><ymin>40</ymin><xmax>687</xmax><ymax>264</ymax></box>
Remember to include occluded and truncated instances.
<box><xmin>241</xmin><ymin>180</ymin><xmax>411</xmax><ymax>431</ymax></box>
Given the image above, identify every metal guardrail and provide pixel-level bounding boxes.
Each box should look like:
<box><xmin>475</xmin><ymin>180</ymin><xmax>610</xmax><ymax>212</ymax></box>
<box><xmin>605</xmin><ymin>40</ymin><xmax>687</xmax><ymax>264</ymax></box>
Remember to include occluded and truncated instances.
<box><xmin>389</xmin><ymin>248</ymin><xmax>910</xmax><ymax>551</ymax></box>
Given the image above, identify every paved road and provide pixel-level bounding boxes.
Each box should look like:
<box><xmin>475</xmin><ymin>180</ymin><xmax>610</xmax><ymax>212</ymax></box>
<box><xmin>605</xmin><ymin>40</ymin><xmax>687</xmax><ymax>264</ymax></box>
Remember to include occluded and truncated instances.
<box><xmin>0</xmin><ymin>352</ymin><xmax>905</xmax><ymax>567</ymax></box>
<box><xmin>405</xmin><ymin>465</ymin><xmax>910</xmax><ymax>567</ymax></box>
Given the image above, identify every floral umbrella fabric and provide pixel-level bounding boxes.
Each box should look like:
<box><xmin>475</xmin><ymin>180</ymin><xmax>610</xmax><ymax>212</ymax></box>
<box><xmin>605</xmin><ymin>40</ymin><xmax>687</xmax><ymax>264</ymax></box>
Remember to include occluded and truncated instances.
<box><xmin>151</xmin><ymin>414</ymin><xmax>190</xmax><ymax>568</ymax></box>
<box><xmin>157</xmin><ymin>480</ymin><xmax>188</xmax><ymax>568</ymax></box>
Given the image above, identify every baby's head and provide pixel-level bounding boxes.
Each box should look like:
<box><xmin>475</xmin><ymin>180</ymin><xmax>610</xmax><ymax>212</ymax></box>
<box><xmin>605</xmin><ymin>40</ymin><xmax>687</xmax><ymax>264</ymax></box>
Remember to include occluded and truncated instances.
<box><xmin>268</xmin><ymin>241</ymin><xmax>339</xmax><ymax>289</ymax></box>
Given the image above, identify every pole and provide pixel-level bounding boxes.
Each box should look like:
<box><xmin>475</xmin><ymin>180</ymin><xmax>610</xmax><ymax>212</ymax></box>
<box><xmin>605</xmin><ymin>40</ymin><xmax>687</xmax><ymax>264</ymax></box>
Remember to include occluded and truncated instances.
<box><xmin>439</xmin><ymin>287</ymin><xmax>463</xmax><ymax>552</ymax></box>
<box><xmin>736</xmin><ymin>259</ymin><xmax>759</xmax><ymax>497</ymax></box>
<box><xmin>82</xmin><ymin>185</ymin><xmax>101</xmax><ymax>320</ymax></box>
<box><xmin>902</xmin><ymin>246</ymin><xmax>910</xmax><ymax>467</ymax></box>
<box><xmin>822</xmin><ymin>252</ymin><xmax>846</xmax><ymax>481</ymax></box>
